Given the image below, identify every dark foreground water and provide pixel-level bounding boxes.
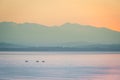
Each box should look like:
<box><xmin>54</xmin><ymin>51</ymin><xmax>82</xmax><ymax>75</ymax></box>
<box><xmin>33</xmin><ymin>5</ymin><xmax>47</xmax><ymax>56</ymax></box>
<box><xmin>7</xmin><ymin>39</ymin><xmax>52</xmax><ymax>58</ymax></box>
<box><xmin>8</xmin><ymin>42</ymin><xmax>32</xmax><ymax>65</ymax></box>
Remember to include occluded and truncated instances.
<box><xmin>0</xmin><ymin>52</ymin><xmax>120</xmax><ymax>80</ymax></box>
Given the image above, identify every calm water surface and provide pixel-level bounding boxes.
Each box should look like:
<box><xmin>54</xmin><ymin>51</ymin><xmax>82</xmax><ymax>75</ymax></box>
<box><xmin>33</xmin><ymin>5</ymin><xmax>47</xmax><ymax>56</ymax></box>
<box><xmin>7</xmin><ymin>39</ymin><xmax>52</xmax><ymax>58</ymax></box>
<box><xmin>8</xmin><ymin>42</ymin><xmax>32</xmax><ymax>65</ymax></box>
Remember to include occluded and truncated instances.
<box><xmin>0</xmin><ymin>52</ymin><xmax>120</xmax><ymax>80</ymax></box>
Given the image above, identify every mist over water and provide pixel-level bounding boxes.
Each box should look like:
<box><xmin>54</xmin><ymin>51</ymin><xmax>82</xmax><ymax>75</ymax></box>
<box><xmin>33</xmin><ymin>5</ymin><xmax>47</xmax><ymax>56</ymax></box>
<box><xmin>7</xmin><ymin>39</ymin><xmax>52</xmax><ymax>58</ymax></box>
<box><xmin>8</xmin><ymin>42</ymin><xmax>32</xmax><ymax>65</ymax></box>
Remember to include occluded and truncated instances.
<box><xmin>0</xmin><ymin>52</ymin><xmax>120</xmax><ymax>80</ymax></box>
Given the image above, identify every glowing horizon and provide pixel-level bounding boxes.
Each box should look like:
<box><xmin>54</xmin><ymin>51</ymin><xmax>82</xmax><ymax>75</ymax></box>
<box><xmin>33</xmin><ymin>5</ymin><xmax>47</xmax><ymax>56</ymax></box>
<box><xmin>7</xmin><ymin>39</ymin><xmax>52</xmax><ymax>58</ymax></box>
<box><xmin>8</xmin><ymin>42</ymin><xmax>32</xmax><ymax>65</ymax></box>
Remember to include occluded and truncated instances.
<box><xmin>0</xmin><ymin>0</ymin><xmax>120</xmax><ymax>31</ymax></box>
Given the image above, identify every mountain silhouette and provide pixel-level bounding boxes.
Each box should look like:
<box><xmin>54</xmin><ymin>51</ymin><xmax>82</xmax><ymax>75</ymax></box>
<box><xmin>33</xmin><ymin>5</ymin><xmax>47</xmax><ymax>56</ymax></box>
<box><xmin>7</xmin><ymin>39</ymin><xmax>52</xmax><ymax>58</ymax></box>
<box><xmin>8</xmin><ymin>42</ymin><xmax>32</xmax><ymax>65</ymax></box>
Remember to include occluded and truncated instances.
<box><xmin>0</xmin><ymin>22</ymin><xmax>120</xmax><ymax>51</ymax></box>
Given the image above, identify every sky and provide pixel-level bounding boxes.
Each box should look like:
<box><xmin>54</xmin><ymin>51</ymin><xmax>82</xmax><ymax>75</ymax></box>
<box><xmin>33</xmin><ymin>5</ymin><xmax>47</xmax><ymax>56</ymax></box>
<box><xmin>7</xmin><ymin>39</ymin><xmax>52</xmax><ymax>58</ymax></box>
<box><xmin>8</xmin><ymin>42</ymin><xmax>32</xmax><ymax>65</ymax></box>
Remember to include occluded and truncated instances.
<box><xmin>0</xmin><ymin>0</ymin><xmax>120</xmax><ymax>31</ymax></box>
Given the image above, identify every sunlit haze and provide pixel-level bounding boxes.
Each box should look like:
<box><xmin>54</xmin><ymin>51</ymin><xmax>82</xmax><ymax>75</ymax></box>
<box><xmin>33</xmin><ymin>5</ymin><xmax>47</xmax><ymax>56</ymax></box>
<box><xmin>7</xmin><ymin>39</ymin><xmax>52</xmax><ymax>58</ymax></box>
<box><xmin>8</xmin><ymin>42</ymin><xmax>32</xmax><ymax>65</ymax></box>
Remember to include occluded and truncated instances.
<box><xmin>0</xmin><ymin>0</ymin><xmax>120</xmax><ymax>31</ymax></box>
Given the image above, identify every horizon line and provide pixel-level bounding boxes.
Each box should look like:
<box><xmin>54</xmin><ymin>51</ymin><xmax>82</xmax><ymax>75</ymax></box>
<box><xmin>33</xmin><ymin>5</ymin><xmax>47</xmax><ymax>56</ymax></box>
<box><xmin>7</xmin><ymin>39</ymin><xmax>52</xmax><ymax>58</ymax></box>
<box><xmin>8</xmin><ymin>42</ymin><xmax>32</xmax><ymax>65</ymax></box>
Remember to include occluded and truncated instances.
<box><xmin>0</xmin><ymin>21</ymin><xmax>119</xmax><ymax>32</ymax></box>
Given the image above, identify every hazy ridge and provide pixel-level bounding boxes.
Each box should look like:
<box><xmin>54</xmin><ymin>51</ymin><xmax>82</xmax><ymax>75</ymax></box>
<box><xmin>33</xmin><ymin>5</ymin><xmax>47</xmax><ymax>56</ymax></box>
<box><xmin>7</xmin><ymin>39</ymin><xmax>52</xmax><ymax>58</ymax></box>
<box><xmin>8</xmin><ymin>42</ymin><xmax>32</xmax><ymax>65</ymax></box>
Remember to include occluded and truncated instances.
<box><xmin>0</xmin><ymin>22</ymin><xmax>120</xmax><ymax>51</ymax></box>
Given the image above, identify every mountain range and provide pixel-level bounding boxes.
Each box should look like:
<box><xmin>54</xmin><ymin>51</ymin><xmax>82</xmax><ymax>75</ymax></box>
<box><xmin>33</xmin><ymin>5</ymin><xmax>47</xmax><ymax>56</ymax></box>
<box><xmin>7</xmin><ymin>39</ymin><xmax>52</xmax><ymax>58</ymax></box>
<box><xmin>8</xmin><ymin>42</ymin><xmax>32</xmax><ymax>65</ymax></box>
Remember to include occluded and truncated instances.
<box><xmin>0</xmin><ymin>22</ymin><xmax>120</xmax><ymax>51</ymax></box>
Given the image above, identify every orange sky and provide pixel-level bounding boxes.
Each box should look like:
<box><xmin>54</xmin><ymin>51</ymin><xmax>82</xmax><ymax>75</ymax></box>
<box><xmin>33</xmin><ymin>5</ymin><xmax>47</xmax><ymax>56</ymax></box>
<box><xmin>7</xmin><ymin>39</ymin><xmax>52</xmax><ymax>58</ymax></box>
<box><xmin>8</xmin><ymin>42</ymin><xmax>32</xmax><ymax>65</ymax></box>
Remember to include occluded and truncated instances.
<box><xmin>0</xmin><ymin>0</ymin><xmax>120</xmax><ymax>31</ymax></box>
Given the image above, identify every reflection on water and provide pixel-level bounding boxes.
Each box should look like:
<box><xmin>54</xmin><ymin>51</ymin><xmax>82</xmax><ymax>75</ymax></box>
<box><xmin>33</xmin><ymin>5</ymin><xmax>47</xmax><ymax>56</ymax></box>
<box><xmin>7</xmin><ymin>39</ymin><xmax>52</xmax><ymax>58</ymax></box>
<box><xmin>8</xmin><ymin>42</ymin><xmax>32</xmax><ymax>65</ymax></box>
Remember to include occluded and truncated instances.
<box><xmin>0</xmin><ymin>52</ymin><xmax>120</xmax><ymax>80</ymax></box>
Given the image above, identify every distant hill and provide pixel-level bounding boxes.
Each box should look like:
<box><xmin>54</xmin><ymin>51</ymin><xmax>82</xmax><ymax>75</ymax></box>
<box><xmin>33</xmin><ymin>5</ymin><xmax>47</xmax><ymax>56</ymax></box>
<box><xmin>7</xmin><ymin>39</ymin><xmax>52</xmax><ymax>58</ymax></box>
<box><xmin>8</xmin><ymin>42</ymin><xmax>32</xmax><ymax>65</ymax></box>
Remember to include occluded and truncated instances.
<box><xmin>0</xmin><ymin>43</ymin><xmax>27</xmax><ymax>48</ymax></box>
<box><xmin>0</xmin><ymin>42</ymin><xmax>120</xmax><ymax>51</ymax></box>
<box><xmin>0</xmin><ymin>22</ymin><xmax>120</xmax><ymax>51</ymax></box>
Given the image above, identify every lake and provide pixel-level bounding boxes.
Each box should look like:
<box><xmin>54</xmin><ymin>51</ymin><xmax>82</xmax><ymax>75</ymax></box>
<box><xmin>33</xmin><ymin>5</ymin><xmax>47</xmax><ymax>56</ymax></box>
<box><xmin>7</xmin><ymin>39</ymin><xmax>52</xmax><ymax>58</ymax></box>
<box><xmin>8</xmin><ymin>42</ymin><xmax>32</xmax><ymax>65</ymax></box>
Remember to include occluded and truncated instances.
<box><xmin>0</xmin><ymin>52</ymin><xmax>120</xmax><ymax>80</ymax></box>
